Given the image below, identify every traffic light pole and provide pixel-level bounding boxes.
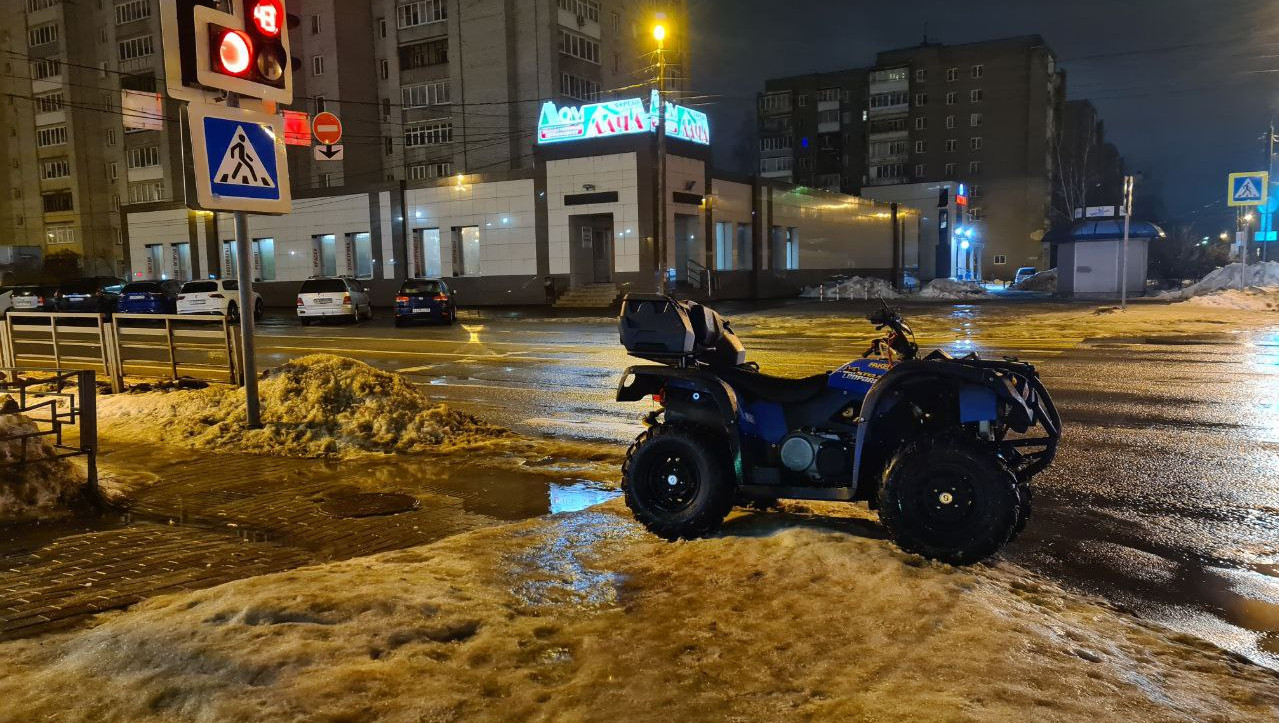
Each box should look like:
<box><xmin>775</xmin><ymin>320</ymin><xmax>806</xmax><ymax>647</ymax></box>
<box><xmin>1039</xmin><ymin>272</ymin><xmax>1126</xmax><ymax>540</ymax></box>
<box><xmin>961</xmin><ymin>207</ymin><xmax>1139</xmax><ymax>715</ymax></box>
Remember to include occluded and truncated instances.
<box><xmin>227</xmin><ymin>93</ymin><xmax>262</xmax><ymax>429</ymax></box>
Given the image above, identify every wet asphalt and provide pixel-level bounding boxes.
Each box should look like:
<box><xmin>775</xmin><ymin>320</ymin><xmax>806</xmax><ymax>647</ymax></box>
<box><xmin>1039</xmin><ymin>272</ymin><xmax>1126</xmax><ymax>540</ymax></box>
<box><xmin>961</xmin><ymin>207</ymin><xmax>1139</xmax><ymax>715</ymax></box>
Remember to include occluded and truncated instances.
<box><xmin>35</xmin><ymin>300</ymin><xmax>1279</xmax><ymax>668</ymax></box>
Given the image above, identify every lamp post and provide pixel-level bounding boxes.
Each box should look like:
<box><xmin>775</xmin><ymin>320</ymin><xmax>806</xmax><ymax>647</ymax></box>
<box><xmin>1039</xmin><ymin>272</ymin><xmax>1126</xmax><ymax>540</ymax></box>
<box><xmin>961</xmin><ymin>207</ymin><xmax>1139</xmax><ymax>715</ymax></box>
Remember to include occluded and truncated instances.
<box><xmin>653</xmin><ymin>22</ymin><xmax>668</xmax><ymax>294</ymax></box>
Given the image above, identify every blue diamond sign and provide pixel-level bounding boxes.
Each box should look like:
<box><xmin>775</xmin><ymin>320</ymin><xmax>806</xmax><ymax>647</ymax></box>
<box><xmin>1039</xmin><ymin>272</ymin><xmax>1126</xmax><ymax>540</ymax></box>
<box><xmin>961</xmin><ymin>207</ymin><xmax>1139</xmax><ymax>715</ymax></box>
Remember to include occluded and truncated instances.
<box><xmin>1228</xmin><ymin>171</ymin><xmax>1268</xmax><ymax>208</ymax></box>
<box><xmin>187</xmin><ymin>105</ymin><xmax>291</xmax><ymax>214</ymax></box>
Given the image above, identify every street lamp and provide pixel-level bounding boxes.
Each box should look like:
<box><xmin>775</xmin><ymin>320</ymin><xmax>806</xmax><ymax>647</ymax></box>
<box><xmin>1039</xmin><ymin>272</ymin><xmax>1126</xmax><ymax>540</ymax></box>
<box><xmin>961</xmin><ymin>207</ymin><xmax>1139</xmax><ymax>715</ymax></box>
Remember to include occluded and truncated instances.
<box><xmin>652</xmin><ymin>19</ymin><xmax>669</xmax><ymax>293</ymax></box>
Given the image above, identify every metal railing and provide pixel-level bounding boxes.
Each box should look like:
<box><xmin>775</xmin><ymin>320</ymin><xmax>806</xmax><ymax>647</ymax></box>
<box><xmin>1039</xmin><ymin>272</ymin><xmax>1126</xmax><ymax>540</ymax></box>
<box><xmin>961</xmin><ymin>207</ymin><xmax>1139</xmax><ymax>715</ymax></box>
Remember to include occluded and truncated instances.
<box><xmin>686</xmin><ymin>258</ymin><xmax>707</xmax><ymax>290</ymax></box>
<box><xmin>1</xmin><ymin>313</ymin><xmax>242</xmax><ymax>391</ymax></box>
<box><xmin>0</xmin><ymin>367</ymin><xmax>98</xmax><ymax>499</ymax></box>
<box><xmin>2</xmin><ymin>313</ymin><xmax>122</xmax><ymax>393</ymax></box>
<box><xmin>112</xmin><ymin>314</ymin><xmax>241</xmax><ymax>385</ymax></box>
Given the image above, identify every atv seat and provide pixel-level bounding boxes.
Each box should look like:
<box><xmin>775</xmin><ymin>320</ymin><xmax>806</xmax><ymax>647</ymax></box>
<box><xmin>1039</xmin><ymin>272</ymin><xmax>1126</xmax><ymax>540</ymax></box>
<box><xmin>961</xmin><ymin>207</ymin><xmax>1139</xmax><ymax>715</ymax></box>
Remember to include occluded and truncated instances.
<box><xmin>717</xmin><ymin>366</ymin><xmax>830</xmax><ymax>404</ymax></box>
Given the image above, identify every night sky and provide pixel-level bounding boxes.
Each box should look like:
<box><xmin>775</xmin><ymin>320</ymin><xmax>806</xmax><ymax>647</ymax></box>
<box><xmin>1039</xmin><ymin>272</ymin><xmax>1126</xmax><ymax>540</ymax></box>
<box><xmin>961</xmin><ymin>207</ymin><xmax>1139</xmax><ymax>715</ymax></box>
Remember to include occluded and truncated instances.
<box><xmin>689</xmin><ymin>0</ymin><xmax>1279</xmax><ymax>236</ymax></box>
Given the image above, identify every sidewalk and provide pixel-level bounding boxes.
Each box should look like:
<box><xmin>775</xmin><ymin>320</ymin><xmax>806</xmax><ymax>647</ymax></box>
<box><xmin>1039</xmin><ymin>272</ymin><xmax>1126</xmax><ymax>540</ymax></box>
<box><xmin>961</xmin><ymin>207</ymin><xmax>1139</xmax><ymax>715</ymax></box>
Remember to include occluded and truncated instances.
<box><xmin>1</xmin><ymin>444</ymin><xmax>568</xmax><ymax>640</ymax></box>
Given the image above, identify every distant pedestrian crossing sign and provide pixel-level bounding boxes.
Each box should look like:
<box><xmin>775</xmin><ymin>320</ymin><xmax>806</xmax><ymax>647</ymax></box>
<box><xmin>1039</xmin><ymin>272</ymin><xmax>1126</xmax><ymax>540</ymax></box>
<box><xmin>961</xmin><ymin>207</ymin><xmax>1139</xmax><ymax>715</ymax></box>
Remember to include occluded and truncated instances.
<box><xmin>186</xmin><ymin>105</ymin><xmax>291</xmax><ymax>214</ymax></box>
<box><xmin>1228</xmin><ymin>171</ymin><xmax>1268</xmax><ymax>207</ymax></box>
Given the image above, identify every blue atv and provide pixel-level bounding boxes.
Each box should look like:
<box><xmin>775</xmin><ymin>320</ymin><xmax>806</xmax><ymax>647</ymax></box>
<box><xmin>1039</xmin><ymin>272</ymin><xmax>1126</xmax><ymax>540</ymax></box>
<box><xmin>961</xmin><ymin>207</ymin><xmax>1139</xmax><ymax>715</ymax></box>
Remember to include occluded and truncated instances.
<box><xmin>616</xmin><ymin>295</ymin><xmax>1061</xmax><ymax>565</ymax></box>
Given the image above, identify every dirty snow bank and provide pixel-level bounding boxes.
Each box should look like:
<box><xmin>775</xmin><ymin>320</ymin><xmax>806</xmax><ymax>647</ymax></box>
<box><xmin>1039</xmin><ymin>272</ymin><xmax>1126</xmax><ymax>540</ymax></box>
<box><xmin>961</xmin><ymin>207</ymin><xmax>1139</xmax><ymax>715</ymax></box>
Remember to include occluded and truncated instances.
<box><xmin>1011</xmin><ymin>268</ymin><xmax>1058</xmax><ymax>292</ymax></box>
<box><xmin>1</xmin><ymin>501</ymin><xmax>1275</xmax><ymax>722</ymax></box>
<box><xmin>800</xmin><ymin>275</ymin><xmax>899</xmax><ymax>300</ymax></box>
<box><xmin>98</xmin><ymin>355</ymin><xmax>508</xmax><ymax>459</ymax></box>
<box><xmin>1159</xmin><ymin>261</ymin><xmax>1279</xmax><ymax>300</ymax></box>
<box><xmin>0</xmin><ymin>410</ymin><xmax>86</xmax><ymax>522</ymax></box>
<box><xmin>918</xmin><ymin>278</ymin><xmax>992</xmax><ymax>299</ymax></box>
<box><xmin>1178</xmin><ymin>287</ymin><xmax>1279</xmax><ymax>311</ymax></box>
<box><xmin>799</xmin><ymin>277</ymin><xmax>993</xmax><ymax>301</ymax></box>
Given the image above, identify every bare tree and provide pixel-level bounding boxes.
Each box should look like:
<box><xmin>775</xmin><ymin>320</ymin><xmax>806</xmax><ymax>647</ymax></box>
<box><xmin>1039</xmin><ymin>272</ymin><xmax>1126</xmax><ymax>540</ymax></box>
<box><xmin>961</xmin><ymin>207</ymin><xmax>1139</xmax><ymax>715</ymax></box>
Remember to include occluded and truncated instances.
<box><xmin>1052</xmin><ymin>116</ymin><xmax>1097</xmax><ymax>226</ymax></box>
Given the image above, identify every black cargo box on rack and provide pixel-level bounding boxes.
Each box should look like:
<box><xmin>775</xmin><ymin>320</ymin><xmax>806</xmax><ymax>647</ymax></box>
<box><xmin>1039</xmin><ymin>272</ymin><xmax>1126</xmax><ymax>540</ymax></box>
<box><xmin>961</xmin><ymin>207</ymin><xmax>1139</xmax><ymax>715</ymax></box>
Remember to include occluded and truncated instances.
<box><xmin>619</xmin><ymin>294</ymin><xmax>746</xmax><ymax>367</ymax></box>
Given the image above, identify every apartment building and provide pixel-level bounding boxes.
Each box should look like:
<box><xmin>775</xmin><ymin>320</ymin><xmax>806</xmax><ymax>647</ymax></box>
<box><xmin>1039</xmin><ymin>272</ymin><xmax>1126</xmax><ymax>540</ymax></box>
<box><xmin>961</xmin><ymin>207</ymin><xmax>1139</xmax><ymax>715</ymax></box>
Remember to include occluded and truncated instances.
<box><xmin>0</xmin><ymin>0</ymin><xmax>687</xmax><ymax>276</ymax></box>
<box><xmin>760</xmin><ymin>35</ymin><xmax>1066</xmax><ymax>280</ymax></box>
<box><xmin>758</xmin><ymin>69</ymin><xmax>867</xmax><ymax>195</ymax></box>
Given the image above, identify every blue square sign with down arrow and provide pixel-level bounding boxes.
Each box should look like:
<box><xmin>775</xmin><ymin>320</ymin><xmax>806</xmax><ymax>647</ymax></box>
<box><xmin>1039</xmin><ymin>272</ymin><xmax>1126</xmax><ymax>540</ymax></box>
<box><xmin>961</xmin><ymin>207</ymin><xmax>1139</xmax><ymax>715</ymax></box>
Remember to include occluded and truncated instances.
<box><xmin>186</xmin><ymin>105</ymin><xmax>291</xmax><ymax>214</ymax></box>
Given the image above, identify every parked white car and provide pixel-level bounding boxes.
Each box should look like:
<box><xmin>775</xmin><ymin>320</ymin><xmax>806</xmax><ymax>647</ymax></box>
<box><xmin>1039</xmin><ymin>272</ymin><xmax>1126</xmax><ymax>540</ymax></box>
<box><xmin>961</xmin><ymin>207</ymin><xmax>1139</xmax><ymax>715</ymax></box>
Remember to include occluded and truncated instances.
<box><xmin>177</xmin><ymin>279</ymin><xmax>263</xmax><ymax>322</ymax></box>
<box><xmin>296</xmin><ymin>277</ymin><xmax>373</xmax><ymax>325</ymax></box>
<box><xmin>1013</xmin><ymin>267</ymin><xmax>1039</xmax><ymax>286</ymax></box>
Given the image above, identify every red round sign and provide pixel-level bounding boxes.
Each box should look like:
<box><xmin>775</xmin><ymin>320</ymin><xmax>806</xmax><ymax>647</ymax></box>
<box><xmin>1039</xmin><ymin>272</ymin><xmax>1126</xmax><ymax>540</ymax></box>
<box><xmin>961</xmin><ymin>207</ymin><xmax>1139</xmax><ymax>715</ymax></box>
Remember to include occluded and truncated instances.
<box><xmin>312</xmin><ymin>112</ymin><xmax>343</xmax><ymax>145</ymax></box>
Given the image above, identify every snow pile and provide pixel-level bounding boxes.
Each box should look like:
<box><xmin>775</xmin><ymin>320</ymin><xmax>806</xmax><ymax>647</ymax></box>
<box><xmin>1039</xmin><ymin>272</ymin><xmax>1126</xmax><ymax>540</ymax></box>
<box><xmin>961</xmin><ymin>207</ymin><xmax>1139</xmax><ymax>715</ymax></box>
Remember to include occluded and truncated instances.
<box><xmin>919</xmin><ymin>278</ymin><xmax>993</xmax><ymax>299</ymax></box>
<box><xmin>1158</xmin><ymin>261</ymin><xmax>1279</xmax><ymax>300</ymax></box>
<box><xmin>99</xmin><ymin>355</ymin><xmax>508</xmax><ymax>459</ymax></box>
<box><xmin>0</xmin><ymin>410</ymin><xmax>85</xmax><ymax>521</ymax></box>
<box><xmin>0</xmin><ymin>502</ymin><xmax>1275</xmax><ymax>721</ymax></box>
<box><xmin>1179</xmin><ymin>288</ymin><xmax>1279</xmax><ymax>311</ymax></box>
<box><xmin>800</xmin><ymin>275</ymin><xmax>900</xmax><ymax>300</ymax></box>
<box><xmin>1011</xmin><ymin>268</ymin><xmax>1058</xmax><ymax>292</ymax></box>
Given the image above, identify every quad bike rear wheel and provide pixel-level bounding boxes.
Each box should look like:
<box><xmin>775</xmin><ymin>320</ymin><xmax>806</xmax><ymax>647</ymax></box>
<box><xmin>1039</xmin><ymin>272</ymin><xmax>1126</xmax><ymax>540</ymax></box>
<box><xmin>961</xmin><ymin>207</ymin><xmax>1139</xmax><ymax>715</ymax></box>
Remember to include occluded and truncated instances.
<box><xmin>622</xmin><ymin>424</ymin><xmax>734</xmax><ymax>540</ymax></box>
<box><xmin>879</xmin><ymin>438</ymin><xmax>1021</xmax><ymax>565</ymax></box>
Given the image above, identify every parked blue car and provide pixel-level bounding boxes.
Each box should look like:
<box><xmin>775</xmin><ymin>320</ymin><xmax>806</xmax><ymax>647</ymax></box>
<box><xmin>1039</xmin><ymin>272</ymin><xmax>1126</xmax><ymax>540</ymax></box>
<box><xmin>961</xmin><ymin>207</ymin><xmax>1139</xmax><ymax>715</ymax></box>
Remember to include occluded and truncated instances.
<box><xmin>117</xmin><ymin>280</ymin><xmax>182</xmax><ymax>315</ymax></box>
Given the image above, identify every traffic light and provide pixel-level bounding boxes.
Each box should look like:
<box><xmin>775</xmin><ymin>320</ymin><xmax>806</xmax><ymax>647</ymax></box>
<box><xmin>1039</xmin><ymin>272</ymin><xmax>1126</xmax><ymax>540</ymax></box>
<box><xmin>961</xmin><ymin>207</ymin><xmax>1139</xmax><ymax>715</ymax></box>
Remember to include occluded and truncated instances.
<box><xmin>160</xmin><ymin>0</ymin><xmax>294</xmax><ymax>104</ymax></box>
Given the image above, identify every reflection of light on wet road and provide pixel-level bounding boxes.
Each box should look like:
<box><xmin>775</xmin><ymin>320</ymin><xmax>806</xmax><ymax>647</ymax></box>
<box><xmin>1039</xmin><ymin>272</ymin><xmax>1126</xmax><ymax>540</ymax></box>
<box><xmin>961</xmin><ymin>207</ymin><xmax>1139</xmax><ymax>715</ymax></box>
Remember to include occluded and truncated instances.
<box><xmin>549</xmin><ymin>481</ymin><xmax>619</xmax><ymax>514</ymax></box>
<box><xmin>1249</xmin><ymin>331</ymin><xmax>1279</xmax><ymax>445</ymax></box>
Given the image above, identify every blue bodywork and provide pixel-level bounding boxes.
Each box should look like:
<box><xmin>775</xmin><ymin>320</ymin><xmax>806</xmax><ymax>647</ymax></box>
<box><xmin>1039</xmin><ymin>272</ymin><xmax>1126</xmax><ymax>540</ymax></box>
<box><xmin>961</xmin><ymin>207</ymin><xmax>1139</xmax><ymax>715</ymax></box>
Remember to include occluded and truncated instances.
<box><xmin>118</xmin><ymin>292</ymin><xmax>176</xmax><ymax>315</ymax></box>
<box><xmin>830</xmin><ymin>359</ymin><xmax>893</xmax><ymax>395</ymax></box>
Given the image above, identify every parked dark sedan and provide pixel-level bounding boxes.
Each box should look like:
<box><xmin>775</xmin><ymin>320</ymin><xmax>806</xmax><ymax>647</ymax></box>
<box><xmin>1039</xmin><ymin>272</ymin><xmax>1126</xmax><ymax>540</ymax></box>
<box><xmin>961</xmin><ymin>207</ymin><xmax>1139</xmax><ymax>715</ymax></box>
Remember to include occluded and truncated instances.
<box><xmin>117</xmin><ymin>280</ymin><xmax>182</xmax><ymax>315</ymax></box>
<box><xmin>394</xmin><ymin>278</ymin><xmax>456</xmax><ymax>326</ymax></box>
<box><xmin>9</xmin><ymin>285</ymin><xmax>58</xmax><ymax>312</ymax></box>
<box><xmin>55</xmin><ymin>277</ymin><xmax>126</xmax><ymax>313</ymax></box>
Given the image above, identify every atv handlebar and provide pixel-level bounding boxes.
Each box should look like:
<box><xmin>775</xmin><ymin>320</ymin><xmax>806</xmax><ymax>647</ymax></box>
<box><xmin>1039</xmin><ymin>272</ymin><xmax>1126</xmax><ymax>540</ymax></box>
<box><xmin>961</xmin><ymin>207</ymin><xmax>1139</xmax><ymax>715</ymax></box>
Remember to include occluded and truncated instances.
<box><xmin>864</xmin><ymin>299</ymin><xmax>919</xmax><ymax>361</ymax></box>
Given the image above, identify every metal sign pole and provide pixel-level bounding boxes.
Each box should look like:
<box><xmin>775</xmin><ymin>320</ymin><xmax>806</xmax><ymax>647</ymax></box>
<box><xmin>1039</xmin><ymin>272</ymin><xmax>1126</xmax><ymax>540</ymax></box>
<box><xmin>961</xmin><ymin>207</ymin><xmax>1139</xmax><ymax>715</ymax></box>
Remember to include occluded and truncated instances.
<box><xmin>233</xmin><ymin>209</ymin><xmax>261</xmax><ymax>428</ymax></box>
<box><xmin>226</xmin><ymin>92</ymin><xmax>261</xmax><ymax>429</ymax></box>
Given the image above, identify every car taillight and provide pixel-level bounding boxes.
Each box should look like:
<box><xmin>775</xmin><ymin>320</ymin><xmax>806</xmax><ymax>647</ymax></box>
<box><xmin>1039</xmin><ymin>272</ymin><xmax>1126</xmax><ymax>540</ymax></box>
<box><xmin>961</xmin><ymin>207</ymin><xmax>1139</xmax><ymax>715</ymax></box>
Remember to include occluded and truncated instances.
<box><xmin>342</xmin><ymin>294</ymin><xmax>351</xmax><ymax>305</ymax></box>
<box><xmin>395</xmin><ymin>296</ymin><xmax>409</xmax><ymax>303</ymax></box>
<box><xmin>297</xmin><ymin>296</ymin><xmax>305</xmax><ymax>306</ymax></box>
<box><xmin>37</xmin><ymin>296</ymin><xmax>44</xmax><ymax>305</ymax></box>
<box><xmin>434</xmin><ymin>293</ymin><xmax>449</xmax><ymax>302</ymax></box>
<box><xmin>652</xmin><ymin>388</ymin><xmax>665</xmax><ymax>405</ymax></box>
<box><xmin>210</xmin><ymin>293</ymin><xmax>224</xmax><ymax>299</ymax></box>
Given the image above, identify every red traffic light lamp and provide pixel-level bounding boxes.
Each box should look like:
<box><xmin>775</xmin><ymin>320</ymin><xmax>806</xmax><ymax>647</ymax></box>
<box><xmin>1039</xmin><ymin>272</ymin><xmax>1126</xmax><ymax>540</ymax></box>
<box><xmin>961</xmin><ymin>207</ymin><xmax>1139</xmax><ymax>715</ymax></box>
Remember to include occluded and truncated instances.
<box><xmin>216</xmin><ymin>29</ymin><xmax>252</xmax><ymax>75</ymax></box>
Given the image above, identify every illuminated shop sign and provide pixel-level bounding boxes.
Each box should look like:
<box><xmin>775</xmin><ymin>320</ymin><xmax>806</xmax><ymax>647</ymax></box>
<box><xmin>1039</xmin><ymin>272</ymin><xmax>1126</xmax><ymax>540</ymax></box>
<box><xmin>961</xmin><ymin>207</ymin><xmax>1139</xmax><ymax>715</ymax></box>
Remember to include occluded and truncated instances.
<box><xmin>536</xmin><ymin>90</ymin><xmax>710</xmax><ymax>146</ymax></box>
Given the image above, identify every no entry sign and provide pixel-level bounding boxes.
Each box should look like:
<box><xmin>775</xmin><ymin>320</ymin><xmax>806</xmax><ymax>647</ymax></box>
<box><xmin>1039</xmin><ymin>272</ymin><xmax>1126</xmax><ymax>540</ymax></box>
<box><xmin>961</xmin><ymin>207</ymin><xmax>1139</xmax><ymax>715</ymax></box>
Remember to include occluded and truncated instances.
<box><xmin>312</xmin><ymin>112</ymin><xmax>343</xmax><ymax>146</ymax></box>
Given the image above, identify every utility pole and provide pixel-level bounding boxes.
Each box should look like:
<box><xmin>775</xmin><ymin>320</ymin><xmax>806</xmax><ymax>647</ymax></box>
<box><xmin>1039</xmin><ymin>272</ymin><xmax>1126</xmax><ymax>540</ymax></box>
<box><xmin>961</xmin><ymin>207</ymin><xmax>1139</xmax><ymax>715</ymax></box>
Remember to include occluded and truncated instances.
<box><xmin>227</xmin><ymin>92</ymin><xmax>262</xmax><ymax>429</ymax></box>
<box><xmin>1120</xmin><ymin>174</ymin><xmax>1134</xmax><ymax>309</ymax></box>
<box><xmin>653</xmin><ymin>22</ymin><xmax>668</xmax><ymax>294</ymax></box>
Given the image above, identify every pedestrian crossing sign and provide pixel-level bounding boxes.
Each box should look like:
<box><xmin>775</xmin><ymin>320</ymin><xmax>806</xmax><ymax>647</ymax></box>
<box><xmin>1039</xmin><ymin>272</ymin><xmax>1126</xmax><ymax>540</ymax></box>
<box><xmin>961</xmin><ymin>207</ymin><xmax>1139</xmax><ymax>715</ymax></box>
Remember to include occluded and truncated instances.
<box><xmin>1228</xmin><ymin>171</ymin><xmax>1268</xmax><ymax>207</ymax></box>
<box><xmin>186</xmin><ymin>105</ymin><xmax>291</xmax><ymax>214</ymax></box>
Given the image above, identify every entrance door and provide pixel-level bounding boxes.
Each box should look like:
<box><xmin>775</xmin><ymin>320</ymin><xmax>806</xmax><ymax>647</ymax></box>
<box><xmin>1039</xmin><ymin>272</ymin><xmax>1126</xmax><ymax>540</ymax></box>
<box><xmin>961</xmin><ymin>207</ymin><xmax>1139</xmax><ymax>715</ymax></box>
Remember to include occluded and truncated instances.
<box><xmin>569</xmin><ymin>213</ymin><xmax>615</xmax><ymax>286</ymax></box>
<box><xmin>589</xmin><ymin>227</ymin><xmax>612</xmax><ymax>282</ymax></box>
<box><xmin>674</xmin><ymin>214</ymin><xmax>700</xmax><ymax>283</ymax></box>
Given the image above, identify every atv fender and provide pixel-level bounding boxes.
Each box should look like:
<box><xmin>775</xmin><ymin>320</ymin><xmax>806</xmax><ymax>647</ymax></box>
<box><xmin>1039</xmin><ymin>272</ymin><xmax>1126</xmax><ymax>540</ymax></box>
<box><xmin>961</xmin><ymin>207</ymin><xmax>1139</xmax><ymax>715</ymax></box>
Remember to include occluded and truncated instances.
<box><xmin>851</xmin><ymin>360</ymin><xmax>1037</xmax><ymax>484</ymax></box>
<box><xmin>617</xmin><ymin>365</ymin><xmax>744</xmax><ymax>483</ymax></box>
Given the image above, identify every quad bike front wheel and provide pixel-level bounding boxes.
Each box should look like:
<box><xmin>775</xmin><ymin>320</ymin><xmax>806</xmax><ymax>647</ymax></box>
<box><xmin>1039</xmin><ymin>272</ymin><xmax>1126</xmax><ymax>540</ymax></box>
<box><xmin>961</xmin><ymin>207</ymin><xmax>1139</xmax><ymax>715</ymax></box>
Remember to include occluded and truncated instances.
<box><xmin>622</xmin><ymin>424</ymin><xmax>734</xmax><ymax>541</ymax></box>
<box><xmin>878</xmin><ymin>439</ymin><xmax>1022</xmax><ymax>565</ymax></box>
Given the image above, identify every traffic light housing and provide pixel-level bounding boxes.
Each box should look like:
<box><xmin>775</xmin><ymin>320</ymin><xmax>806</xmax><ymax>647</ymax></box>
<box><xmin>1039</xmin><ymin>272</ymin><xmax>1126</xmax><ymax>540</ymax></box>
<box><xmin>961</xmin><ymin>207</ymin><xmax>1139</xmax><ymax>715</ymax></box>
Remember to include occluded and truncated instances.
<box><xmin>161</xmin><ymin>0</ymin><xmax>294</xmax><ymax>104</ymax></box>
